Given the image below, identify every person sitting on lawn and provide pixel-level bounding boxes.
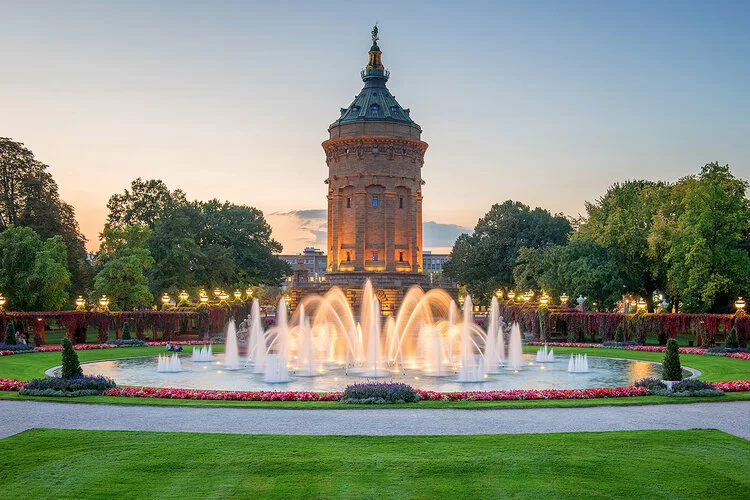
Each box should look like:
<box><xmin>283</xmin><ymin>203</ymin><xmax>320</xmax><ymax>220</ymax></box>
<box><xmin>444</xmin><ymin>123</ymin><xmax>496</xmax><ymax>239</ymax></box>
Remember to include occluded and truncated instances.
<box><xmin>165</xmin><ymin>342</ymin><xmax>173</xmax><ymax>351</ymax></box>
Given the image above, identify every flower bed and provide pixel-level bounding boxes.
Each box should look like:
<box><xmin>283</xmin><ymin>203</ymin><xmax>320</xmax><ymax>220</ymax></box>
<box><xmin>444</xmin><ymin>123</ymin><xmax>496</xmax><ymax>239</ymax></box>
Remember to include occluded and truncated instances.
<box><xmin>529</xmin><ymin>342</ymin><xmax>721</xmax><ymax>356</ymax></box>
<box><xmin>0</xmin><ymin>378</ymin><xmax>25</xmax><ymax>391</ymax></box>
<box><xmin>0</xmin><ymin>340</ymin><xmax>215</xmax><ymax>356</ymax></box>
<box><xmin>415</xmin><ymin>386</ymin><xmax>649</xmax><ymax>401</ymax></box>
<box><xmin>103</xmin><ymin>387</ymin><xmax>342</xmax><ymax>401</ymax></box>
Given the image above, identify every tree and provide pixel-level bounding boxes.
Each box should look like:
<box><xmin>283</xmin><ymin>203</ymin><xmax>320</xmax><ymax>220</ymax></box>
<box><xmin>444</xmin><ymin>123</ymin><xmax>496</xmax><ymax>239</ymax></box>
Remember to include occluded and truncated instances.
<box><xmin>662</xmin><ymin>338</ymin><xmax>682</xmax><ymax>381</ymax></box>
<box><xmin>4</xmin><ymin>322</ymin><xmax>16</xmax><ymax>345</ymax></box>
<box><xmin>93</xmin><ymin>224</ymin><xmax>154</xmax><ymax>310</ymax></box>
<box><xmin>664</xmin><ymin>163</ymin><xmax>750</xmax><ymax>312</ymax></box>
<box><xmin>106</xmin><ymin>178</ymin><xmax>187</xmax><ymax>229</ymax></box>
<box><xmin>61</xmin><ymin>337</ymin><xmax>83</xmax><ymax>377</ymax></box>
<box><xmin>513</xmin><ymin>239</ymin><xmax>625</xmax><ymax>311</ymax></box>
<box><xmin>577</xmin><ymin>180</ymin><xmax>672</xmax><ymax>305</ymax></box>
<box><xmin>443</xmin><ymin>200</ymin><xmax>571</xmax><ymax>302</ymax></box>
<box><xmin>0</xmin><ymin>226</ymin><xmax>70</xmax><ymax>310</ymax></box>
<box><xmin>0</xmin><ymin>138</ymin><xmax>92</xmax><ymax>297</ymax></box>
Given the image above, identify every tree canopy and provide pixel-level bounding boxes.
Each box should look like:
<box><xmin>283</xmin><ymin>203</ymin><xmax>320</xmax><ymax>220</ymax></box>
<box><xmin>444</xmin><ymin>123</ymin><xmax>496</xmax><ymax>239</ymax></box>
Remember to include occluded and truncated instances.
<box><xmin>0</xmin><ymin>138</ymin><xmax>92</xmax><ymax>297</ymax></box>
<box><xmin>443</xmin><ymin>200</ymin><xmax>571</xmax><ymax>301</ymax></box>
<box><xmin>0</xmin><ymin>226</ymin><xmax>71</xmax><ymax>310</ymax></box>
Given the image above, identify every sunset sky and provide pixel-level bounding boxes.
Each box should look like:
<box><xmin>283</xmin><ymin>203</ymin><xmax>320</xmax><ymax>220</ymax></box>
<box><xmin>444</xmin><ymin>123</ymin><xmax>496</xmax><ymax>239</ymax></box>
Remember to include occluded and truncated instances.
<box><xmin>2</xmin><ymin>1</ymin><xmax>748</xmax><ymax>253</ymax></box>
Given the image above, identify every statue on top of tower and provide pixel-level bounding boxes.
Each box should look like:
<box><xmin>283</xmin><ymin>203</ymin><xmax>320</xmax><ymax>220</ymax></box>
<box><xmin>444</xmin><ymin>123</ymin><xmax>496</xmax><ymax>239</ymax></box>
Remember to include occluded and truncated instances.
<box><xmin>371</xmin><ymin>23</ymin><xmax>379</xmax><ymax>45</ymax></box>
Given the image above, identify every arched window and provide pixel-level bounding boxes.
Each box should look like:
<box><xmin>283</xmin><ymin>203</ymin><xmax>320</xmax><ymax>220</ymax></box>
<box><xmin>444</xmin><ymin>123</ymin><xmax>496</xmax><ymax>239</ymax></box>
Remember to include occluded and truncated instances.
<box><xmin>346</xmin><ymin>197</ymin><xmax>351</xmax><ymax>208</ymax></box>
<box><xmin>346</xmin><ymin>252</ymin><xmax>351</xmax><ymax>262</ymax></box>
<box><xmin>372</xmin><ymin>196</ymin><xmax>379</xmax><ymax>208</ymax></box>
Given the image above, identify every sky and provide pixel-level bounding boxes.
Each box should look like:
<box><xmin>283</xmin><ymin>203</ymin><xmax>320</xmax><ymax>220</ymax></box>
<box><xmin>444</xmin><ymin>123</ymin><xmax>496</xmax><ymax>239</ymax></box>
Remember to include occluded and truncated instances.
<box><xmin>2</xmin><ymin>1</ymin><xmax>749</xmax><ymax>253</ymax></box>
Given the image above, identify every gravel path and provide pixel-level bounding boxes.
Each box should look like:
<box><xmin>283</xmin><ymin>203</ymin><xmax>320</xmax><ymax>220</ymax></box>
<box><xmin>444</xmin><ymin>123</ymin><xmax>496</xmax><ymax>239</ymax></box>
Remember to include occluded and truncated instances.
<box><xmin>2</xmin><ymin>400</ymin><xmax>749</xmax><ymax>440</ymax></box>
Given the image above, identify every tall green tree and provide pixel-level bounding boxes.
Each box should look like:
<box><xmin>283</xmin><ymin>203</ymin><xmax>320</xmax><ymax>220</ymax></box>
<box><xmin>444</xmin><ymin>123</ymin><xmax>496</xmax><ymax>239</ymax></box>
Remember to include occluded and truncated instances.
<box><xmin>106</xmin><ymin>177</ymin><xmax>187</xmax><ymax>229</ymax></box>
<box><xmin>93</xmin><ymin>224</ymin><xmax>154</xmax><ymax>310</ymax></box>
<box><xmin>0</xmin><ymin>226</ymin><xmax>71</xmax><ymax>310</ymax></box>
<box><xmin>577</xmin><ymin>180</ymin><xmax>672</xmax><ymax>303</ymax></box>
<box><xmin>443</xmin><ymin>200</ymin><xmax>571</xmax><ymax>302</ymax></box>
<box><xmin>0</xmin><ymin>138</ymin><xmax>92</xmax><ymax>296</ymax></box>
<box><xmin>664</xmin><ymin>163</ymin><xmax>750</xmax><ymax>312</ymax></box>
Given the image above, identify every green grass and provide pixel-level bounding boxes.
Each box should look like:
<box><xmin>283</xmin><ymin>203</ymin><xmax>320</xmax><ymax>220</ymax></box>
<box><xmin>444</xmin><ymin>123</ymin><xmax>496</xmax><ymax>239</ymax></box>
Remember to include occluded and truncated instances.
<box><xmin>0</xmin><ymin>428</ymin><xmax>748</xmax><ymax>499</ymax></box>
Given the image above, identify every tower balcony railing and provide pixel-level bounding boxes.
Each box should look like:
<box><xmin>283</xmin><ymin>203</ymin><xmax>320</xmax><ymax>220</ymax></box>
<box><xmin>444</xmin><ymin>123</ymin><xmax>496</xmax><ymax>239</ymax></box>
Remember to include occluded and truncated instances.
<box><xmin>361</xmin><ymin>68</ymin><xmax>390</xmax><ymax>80</ymax></box>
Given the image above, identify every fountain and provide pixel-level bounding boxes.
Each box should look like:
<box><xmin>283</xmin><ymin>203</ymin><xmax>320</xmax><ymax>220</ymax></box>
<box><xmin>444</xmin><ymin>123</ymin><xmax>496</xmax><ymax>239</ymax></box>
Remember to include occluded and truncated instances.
<box><xmin>87</xmin><ymin>279</ymin><xmax>664</xmax><ymax>391</ymax></box>
<box><xmin>456</xmin><ymin>296</ymin><xmax>485</xmax><ymax>382</ymax></box>
<box><xmin>264</xmin><ymin>296</ymin><xmax>290</xmax><ymax>383</ymax></box>
<box><xmin>156</xmin><ymin>353</ymin><xmax>182</xmax><ymax>372</ymax></box>
<box><xmin>223</xmin><ymin>320</ymin><xmax>241</xmax><ymax>370</ymax></box>
<box><xmin>568</xmin><ymin>354</ymin><xmax>589</xmax><ymax>373</ymax></box>
<box><xmin>192</xmin><ymin>345</ymin><xmax>213</xmax><ymax>362</ymax></box>
<box><xmin>535</xmin><ymin>344</ymin><xmax>555</xmax><ymax>363</ymax></box>
<box><xmin>506</xmin><ymin>322</ymin><xmax>524</xmax><ymax>371</ymax></box>
<box><xmin>483</xmin><ymin>297</ymin><xmax>505</xmax><ymax>373</ymax></box>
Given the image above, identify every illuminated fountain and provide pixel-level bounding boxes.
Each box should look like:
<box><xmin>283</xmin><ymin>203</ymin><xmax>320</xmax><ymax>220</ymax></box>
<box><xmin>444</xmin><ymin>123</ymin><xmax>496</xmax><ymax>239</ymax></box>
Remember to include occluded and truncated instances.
<box><xmin>245</xmin><ymin>299</ymin><xmax>267</xmax><ymax>373</ymax></box>
<box><xmin>507</xmin><ymin>322</ymin><xmax>524</xmax><ymax>371</ymax></box>
<box><xmin>483</xmin><ymin>296</ymin><xmax>505</xmax><ymax>373</ymax></box>
<box><xmin>264</xmin><ymin>296</ymin><xmax>290</xmax><ymax>383</ymax></box>
<box><xmin>223</xmin><ymin>320</ymin><xmax>241</xmax><ymax>370</ymax></box>
<box><xmin>192</xmin><ymin>345</ymin><xmax>213</xmax><ymax>362</ymax></box>
<box><xmin>156</xmin><ymin>353</ymin><xmax>182</xmax><ymax>372</ymax></box>
<box><xmin>535</xmin><ymin>344</ymin><xmax>555</xmax><ymax>363</ymax></box>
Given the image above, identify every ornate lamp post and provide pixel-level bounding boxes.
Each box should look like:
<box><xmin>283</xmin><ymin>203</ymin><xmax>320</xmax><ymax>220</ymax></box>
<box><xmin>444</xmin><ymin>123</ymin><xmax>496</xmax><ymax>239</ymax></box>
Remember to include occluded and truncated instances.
<box><xmin>246</xmin><ymin>287</ymin><xmax>254</xmax><ymax>300</ymax></box>
<box><xmin>735</xmin><ymin>297</ymin><xmax>746</xmax><ymax>312</ymax></box>
<box><xmin>494</xmin><ymin>289</ymin><xmax>503</xmax><ymax>300</ymax></box>
<box><xmin>178</xmin><ymin>290</ymin><xmax>189</xmax><ymax>305</ymax></box>
<box><xmin>507</xmin><ymin>291</ymin><xmax>516</xmax><ymax>302</ymax></box>
<box><xmin>75</xmin><ymin>296</ymin><xmax>86</xmax><ymax>311</ymax></box>
<box><xmin>560</xmin><ymin>293</ymin><xmax>569</xmax><ymax>307</ymax></box>
<box><xmin>637</xmin><ymin>297</ymin><xmax>647</xmax><ymax>311</ymax></box>
<box><xmin>218</xmin><ymin>291</ymin><xmax>229</xmax><ymax>304</ymax></box>
<box><xmin>0</xmin><ymin>293</ymin><xmax>6</xmax><ymax>312</ymax></box>
<box><xmin>199</xmin><ymin>294</ymin><xmax>209</xmax><ymax>305</ymax></box>
<box><xmin>161</xmin><ymin>293</ymin><xmax>171</xmax><ymax>308</ymax></box>
<box><xmin>98</xmin><ymin>295</ymin><xmax>110</xmax><ymax>311</ymax></box>
<box><xmin>233</xmin><ymin>289</ymin><xmax>243</xmax><ymax>302</ymax></box>
<box><xmin>540</xmin><ymin>293</ymin><xmax>549</xmax><ymax>305</ymax></box>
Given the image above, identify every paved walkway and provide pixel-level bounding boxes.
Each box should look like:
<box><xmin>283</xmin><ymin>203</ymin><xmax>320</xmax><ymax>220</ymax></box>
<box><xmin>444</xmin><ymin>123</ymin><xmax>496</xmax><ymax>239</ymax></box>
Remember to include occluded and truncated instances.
<box><xmin>2</xmin><ymin>400</ymin><xmax>749</xmax><ymax>440</ymax></box>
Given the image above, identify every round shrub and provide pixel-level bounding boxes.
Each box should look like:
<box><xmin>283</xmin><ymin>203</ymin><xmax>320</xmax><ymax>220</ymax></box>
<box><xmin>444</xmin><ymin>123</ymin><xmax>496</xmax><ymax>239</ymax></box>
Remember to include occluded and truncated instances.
<box><xmin>634</xmin><ymin>377</ymin><xmax>667</xmax><ymax>394</ymax></box>
<box><xmin>341</xmin><ymin>382</ymin><xmax>420</xmax><ymax>404</ymax></box>
<box><xmin>662</xmin><ymin>338</ymin><xmax>682</xmax><ymax>381</ymax></box>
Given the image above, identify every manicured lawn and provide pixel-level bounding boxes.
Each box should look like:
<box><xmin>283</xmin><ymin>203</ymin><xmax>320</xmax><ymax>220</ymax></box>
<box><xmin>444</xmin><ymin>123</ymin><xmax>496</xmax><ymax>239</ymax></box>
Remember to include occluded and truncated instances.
<box><xmin>0</xmin><ymin>428</ymin><xmax>747</xmax><ymax>499</ymax></box>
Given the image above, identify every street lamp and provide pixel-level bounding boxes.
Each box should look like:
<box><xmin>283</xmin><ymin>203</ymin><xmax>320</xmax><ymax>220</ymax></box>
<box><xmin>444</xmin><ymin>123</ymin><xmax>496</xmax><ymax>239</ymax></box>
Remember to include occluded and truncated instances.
<box><xmin>522</xmin><ymin>293</ymin><xmax>531</xmax><ymax>303</ymax></box>
<box><xmin>98</xmin><ymin>295</ymin><xmax>110</xmax><ymax>311</ymax></box>
<box><xmin>494</xmin><ymin>289</ymin><xmax>503</xmax><ymax>300</ymax></box>
<box><xmin>0</xmin><ymin>294</ymin><xmax>6</xmax><ymax>311</ymax></box>
<box><xmin>560</xmin><ymin>293</ymin><xmax>569</xmax><ymax>306</ymax></box>
<box><xmin>178</xmin><ymin>290</ymin><xmax>189</xmax><ymax>305</ymax></box>
<box><xmin>735</xmin><ymin>297</ymin><xmax>746</xmax><ymax>311</ymax></box>
<box><xmin>637</xmin><ymin>297</ymin><xmax>647</xmax><ymax>311</ymax></box>
<box><xmin>540</xmin><ymin>293</ymin><xmax>549</xmax><ymax>305</ymax></box>
<box><xmin>161</xmin><ymin>293</ymin><xmax>171</xmax><ymax>307</ymax></box>
<box><xmin>75</xmin><ymin>296</ymin><xmax>86</xmax><ymax>311</ymax></box>
<box><xmin>213</xmin><ymin>288</ymin><xmax>222</xmax><ymax>299</ymax></box>
<box><xmin>199</xmin><ymin>294</ymin><xmax>209</xmax><ymax>305</ymax></box>
<box><xmin>507</xmin><ymin>291</ymin><xmax>516</xmax><ymax>301</ymax></box>
<box><xmin>218</xmin><ymin>291</ymin><xmax>229</xmax><ymax>303</ymax></box>
<box><xmin>246</xmin><ymin>287</ymin><xmax>254</xmax><ymax>300</ymax></box>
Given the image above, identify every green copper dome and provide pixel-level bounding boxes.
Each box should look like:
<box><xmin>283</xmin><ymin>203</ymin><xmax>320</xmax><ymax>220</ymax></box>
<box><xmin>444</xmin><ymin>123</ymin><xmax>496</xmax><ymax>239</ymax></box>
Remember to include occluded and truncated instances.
<box><xmin>330</xmin><ymin>28</ymin><xmax>420</xmax><ymax>130</ymax></box>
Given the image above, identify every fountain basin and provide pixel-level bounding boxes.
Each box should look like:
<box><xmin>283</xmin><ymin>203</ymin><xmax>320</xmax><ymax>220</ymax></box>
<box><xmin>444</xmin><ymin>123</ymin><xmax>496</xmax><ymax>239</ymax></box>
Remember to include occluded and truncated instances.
<box><xmin>70</xmin><ymin>354</ymin><xmax>687</xmax><ymax>393</ymax></box>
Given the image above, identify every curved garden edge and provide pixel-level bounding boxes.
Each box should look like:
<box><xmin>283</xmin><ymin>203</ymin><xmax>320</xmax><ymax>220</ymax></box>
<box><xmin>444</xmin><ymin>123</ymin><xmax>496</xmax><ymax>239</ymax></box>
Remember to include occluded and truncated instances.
<box><xmin>0</xmin><ymin>343</ymin><xmax>748</xmax><ymax>407</ymax></box>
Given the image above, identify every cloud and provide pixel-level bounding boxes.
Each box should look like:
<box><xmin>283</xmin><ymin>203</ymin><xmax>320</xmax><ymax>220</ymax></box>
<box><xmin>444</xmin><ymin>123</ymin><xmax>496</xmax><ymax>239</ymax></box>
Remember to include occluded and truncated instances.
<box><xmin>267</xmin><ymin>209</ymin><xmax>471</xmax><ymax>254</ymax></box>
<box><xmin>423</xmin><ymin>221</ymin><xmax>472</xmax><ymax>248</ymax></box>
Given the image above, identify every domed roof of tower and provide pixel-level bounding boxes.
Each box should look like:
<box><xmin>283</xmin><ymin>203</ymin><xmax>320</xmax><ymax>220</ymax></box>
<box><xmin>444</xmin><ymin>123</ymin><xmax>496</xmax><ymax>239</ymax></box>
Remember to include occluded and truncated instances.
<box><xmin>330</xmin><ymin>26</ymin><xmax>421</xmax><ymax>130</ymax></box>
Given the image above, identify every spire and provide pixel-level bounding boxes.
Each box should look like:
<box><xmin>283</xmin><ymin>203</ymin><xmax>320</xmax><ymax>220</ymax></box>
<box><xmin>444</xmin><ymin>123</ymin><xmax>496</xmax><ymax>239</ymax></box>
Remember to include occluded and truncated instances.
<box><xmin>362</xmin><ymin>24</ymin><xmax>388</xmax><ymax>83</ymax></box>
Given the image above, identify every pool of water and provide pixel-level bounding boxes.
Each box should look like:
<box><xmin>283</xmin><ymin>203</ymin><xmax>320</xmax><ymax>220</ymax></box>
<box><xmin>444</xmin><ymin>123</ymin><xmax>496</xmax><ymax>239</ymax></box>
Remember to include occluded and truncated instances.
<box><xmin>67</xmin><ymin>354</ymin><xmax>674</xmax><ymax>392</ymax></box>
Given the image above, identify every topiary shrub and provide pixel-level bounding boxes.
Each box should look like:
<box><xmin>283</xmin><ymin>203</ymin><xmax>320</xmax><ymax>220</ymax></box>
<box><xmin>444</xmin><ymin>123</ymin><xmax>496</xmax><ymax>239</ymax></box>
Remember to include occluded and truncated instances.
<box><xmin>670</xmin><ymin>379</ymin><xmax>724</xmax><ymax>397</ymax></box>
<box><xmin>726</xmin><ymin>328</ymin><xmax>739</xmax><ymax>349</ymax></box>
<box><xmin>61</xmin><ymin>337</ymin><xmax>83</xmax><ymax>378</ymax></box>
<box><xmin>613</xmin><ymin>324</ymin><xmax>624</xmax><ymax>343</ymax></box>
<box><xmin>340</xmin><ymin>382</ymin><xmax>420</xmax><ymax>404</ymax></box>
<box><xmin>20</xmin><ymin>375</ymin><xmax>116</xmax><ymax>397</ymax></box>
<box><xmin>111</xmin><ymin>338</ymin><xmax>146</xmax><ymax>347</ymax></box>
<box><xmin>662</xmin><ymin>338</ymin><xmax>682</xmax><ymax>381</ymax></box>
<box><xmin>121</xmin><ymin>322</ymin><xmax>132</xmax><ymax>340</ymax></box>
<box><xmin>4</xmin><ymin>323</ymin><xmax>16</xmax><ymax>345</ymax></box>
